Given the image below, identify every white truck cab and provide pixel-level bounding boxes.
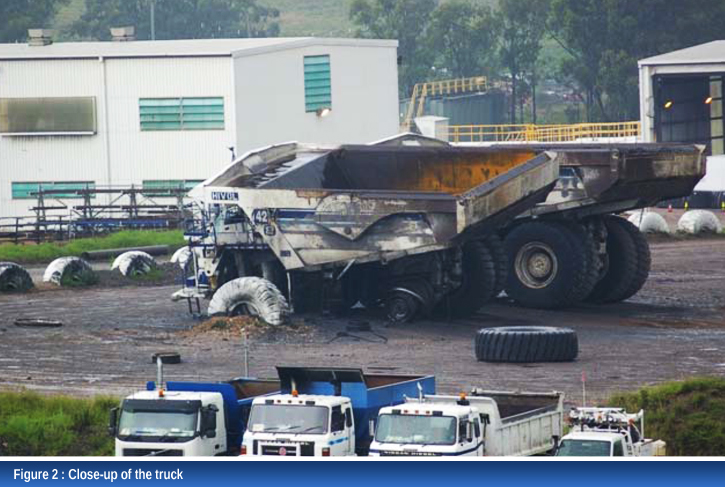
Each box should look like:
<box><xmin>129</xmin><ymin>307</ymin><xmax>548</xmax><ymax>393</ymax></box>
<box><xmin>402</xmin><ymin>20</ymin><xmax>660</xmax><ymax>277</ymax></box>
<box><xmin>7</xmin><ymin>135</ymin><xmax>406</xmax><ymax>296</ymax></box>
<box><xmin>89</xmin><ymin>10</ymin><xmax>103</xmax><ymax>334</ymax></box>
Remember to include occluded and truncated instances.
<box><xmin>112</xmin><ymin>390</ymin><xmax>226</xmax><ymax>457</ymax></box>
<box><xmin>242</xmin><ymin>393</ymin><xmax>355</xmax><ymax>456</ymax></box>
<box><xmin>556</xmin><ymin>408</ymin><xmax>666</xmax><ymax>457</ymax></box>
<box><xmin>370</xmin><ymin>397</ymin><xmax>483</xmax><ymax>456</ymax></box>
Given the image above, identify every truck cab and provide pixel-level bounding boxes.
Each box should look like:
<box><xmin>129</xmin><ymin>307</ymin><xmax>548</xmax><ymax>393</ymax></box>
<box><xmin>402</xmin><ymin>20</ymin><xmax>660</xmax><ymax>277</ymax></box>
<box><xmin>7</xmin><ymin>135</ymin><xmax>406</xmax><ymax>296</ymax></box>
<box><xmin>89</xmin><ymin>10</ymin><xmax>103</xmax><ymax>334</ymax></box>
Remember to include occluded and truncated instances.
<box><xmin>555</xmin><ymin>407</ymin><xmax>666</xmax><ymax>457</ymax></box>
<box><xmin>243</xmin><ymin>393</ymin><xmax>355</xmax><ymax>456</ymax></box>
<box><xmin>241</xmin><ymin>366</ymin><xmax>435</xmax><ymax>457</ymax></box>
<box><xmin>370</xmin><ymin>397</ymin><xmax>483</xmax><ymax>456</ymax></box>
<box><xmin>112</xmin><ymin>390</ymin><xmax>226</xmax><ymax>457</ymax></box>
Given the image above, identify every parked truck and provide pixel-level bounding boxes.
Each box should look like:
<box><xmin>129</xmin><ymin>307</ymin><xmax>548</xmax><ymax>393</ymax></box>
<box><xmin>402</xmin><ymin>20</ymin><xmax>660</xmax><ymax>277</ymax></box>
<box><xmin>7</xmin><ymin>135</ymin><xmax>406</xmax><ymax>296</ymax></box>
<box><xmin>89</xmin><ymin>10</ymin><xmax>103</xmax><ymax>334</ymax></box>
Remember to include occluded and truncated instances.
<box><xmin>240</xmin><ymin>366</ymin><xmax>435</xmax><ymax>456</ymax></box>
<box><xmin>110</xmin><ymin>365</ymin><xmax>279</xmax><ymax>457</ymax></box>
<box><xmin>369</xmin><ymin>389</ymin><xmax>564</xmax><ymax>456</ymax></box>
<box><xmin>173</xmin><ymin>135</ymin><xmax>704</xmax><ymax>323</ymax></box>
<box><xmin>555</xmin><ymin>407</ymin><xmax>666</xmax><ymax>457</ymax></box>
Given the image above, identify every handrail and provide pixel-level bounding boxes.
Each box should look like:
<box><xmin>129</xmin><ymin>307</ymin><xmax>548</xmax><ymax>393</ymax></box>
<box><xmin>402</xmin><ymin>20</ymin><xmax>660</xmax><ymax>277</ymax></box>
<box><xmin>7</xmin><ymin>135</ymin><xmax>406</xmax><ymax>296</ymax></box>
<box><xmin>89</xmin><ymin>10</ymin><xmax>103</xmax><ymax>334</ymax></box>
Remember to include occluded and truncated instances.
<box><xmin>448</xmin><ymin>121</ymin><xmax>641</xmax><ymax>143</ymax></box>
<box><xmin>402</xmin><ymin>76</ymin><xmax>489</xmax><ymax>131</ymax></box>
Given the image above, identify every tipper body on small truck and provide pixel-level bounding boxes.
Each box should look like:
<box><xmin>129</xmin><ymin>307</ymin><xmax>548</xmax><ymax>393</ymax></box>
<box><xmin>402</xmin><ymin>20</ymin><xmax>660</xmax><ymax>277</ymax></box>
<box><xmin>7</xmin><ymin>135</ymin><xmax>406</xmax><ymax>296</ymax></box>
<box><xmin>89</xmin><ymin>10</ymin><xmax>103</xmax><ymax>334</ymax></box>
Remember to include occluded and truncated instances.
<box><xmin>241</xmin><ymin>366</ymin><xmax>435</xmax><ymax>457</ymax></box>
<box><xmin>111</xmin><ymin>372</ymin><xmax>279</xmax><ymax>457</ymax></box>
<box><xmin>369</xmin><ymin>389</ymin><xmax>564</xmax><ymax>456</ymax></box>
<box><xmin>173</xmin><ymin>134</ymin><xmax>704</xmax><ymax>323</ymax></box>
<box><xmin>555</xmin><ymin>407</ymin><xmax>666</xmax><ymax>457</ymax></box>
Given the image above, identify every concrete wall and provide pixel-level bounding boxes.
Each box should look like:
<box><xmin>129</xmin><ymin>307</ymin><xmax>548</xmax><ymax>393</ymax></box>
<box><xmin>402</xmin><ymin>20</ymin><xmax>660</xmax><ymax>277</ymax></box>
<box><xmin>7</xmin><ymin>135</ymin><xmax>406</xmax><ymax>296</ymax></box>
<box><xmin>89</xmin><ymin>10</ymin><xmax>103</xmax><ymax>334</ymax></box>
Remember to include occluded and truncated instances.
<box><xmin>233</xmin><ymin>43</ymin><xmax>399</xmax><ymax>154</ymax></box>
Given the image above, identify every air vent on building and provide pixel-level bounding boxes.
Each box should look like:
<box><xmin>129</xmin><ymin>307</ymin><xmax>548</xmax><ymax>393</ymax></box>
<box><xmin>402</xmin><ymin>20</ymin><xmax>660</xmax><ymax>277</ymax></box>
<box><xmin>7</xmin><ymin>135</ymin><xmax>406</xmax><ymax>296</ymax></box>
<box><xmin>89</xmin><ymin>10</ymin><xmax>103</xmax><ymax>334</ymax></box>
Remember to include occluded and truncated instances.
<box><xmin>110</xmin><ymin>26</ymin><xmax>136</xmax><ymax>42</ymax></box>
<box><xmin>27</xmin><ymin>29</ymin><xmax>53</xmax><ymax>46</ymax></box>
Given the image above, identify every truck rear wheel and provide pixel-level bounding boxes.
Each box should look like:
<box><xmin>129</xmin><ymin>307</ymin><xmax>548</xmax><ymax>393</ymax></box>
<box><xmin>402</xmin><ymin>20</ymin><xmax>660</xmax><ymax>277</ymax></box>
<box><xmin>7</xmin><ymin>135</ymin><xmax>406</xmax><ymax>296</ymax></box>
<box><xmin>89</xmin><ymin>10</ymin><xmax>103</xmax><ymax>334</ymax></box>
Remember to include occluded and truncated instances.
<box><xmin>440</xmin><ymin>240</ymin><xmax>496</xmax><ymax>318</ymax></box>
<box><xmin>485</xmin><ymin>234</ymin><xmax>508</xmax><ymax>297</ymax></box>
<box><xmin>475</xmin><ymin>326</ymin><xmax>578</xmax><ymax>363</ymax></box>
<box><xmin>587</xmin><ymin>216</ymin><xmax>651</xmax><ymax>304</ymax></box>
<box><xmin>503</xmin><ymin>221</ymin><xmax>590</xmax><ymax>309</ymax></box>
<box><xmin>208</xmin><ymin>277</ymin><xmax>290</xmax><ymax>326</ymax></box>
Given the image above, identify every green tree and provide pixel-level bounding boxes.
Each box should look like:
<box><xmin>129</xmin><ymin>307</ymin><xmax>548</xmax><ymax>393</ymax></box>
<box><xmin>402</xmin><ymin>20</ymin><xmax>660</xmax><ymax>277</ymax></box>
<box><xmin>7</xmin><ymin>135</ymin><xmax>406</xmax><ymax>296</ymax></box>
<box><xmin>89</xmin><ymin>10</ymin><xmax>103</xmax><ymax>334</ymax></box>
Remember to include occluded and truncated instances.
<box><xmin>427</xmin><ymin>1</ymin><xmax>497</xmax><ymax>79</ymax></box>
<box><xmin>72</xmin><ymin>0</ymin><xmax>279</xmax><ymax>41</ymax></box>
<box><xmin>0</xmin><ymin>0</ymin><xmax>69</xmax><ymax>43</ymax></box>
<box><xmin>549</xmin><ymin>0</ymin><xmax>725</xmax><ymax>122</ymax></box>
<box><xmin>350</xmin><ymin>0</ymin><xmax>437</xmax><ymax>95</ymax></box>
<box><xmin>496</xmin><ymin>0</ymin><xmax>549</xmax><ymax>123</ymax></box>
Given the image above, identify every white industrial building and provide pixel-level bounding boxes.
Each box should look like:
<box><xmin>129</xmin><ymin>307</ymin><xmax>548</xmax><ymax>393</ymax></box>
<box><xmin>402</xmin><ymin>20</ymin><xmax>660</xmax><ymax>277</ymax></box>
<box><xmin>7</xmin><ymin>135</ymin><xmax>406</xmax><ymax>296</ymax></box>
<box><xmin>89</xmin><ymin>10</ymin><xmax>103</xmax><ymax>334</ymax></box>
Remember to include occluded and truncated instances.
<box><xmin>639</xmin><ymin>41</ymin><xmax>725</xmax><ymax>205</ymax></box>
<box><xmin>0</xmin><ymin>35</ymin><xmax>399</xmax><ymax>218</ymax></box>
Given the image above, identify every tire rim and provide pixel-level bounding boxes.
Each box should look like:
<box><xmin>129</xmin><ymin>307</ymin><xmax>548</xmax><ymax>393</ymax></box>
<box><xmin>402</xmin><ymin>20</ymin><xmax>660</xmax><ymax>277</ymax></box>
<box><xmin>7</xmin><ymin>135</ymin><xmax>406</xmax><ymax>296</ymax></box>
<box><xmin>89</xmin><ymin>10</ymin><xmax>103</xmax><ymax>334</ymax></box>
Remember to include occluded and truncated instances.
<box><xmin>387</xmin><ymin>294</ymin><xmax>417</xmax><ymax>323</ymax></box>
<box><xmin>515</xmin><ymin>241</ymin><xmax>558</xmax><ymax>289</ymax></box>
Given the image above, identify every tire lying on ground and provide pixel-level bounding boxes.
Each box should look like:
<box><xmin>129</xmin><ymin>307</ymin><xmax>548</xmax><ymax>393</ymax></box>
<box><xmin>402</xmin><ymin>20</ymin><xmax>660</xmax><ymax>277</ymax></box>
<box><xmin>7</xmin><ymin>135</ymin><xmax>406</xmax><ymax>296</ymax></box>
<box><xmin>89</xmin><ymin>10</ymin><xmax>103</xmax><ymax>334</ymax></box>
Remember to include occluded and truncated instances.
<box><xmin>439</xmin><ymin>240</ymin><xmax>497</xmax><ymax>318</ymax></box>
<box><xmin>475</xmin><ymin>326</ymin><xmax>578</xmax><ymax>363</ymax></box>
<box><xmin>677</xmin><ymin>210</ymin><xmax>723</xmax><ymax>234</ymax></box>
<box><xmin>112</xmin><ymin>251</ymin><xmax>157</xmax><ymax>277</ymax></box>
<box><xmin>170</xmin><ymin>247</ymin><xmax>192</xmax><ymax>270</ymax></box>
<box><xmin>628</xmin><ymin>211</ymin><xmax>670</xmax><ymax>234</ymax></box>
<box><xmin>207</xmin><ymin>276</ymin><xmax>290</xmax><ymax>326</ymax></box>
<box><xmin>43</xmin><ymin>256</ymin><xmax>96</xmax><ymax>286</ymax></box>
<box><xmin>587</xmin><ymin>216</ymin><xmax>651</xmax><ymax>304</ymax></box>
<box><xmin>0</xmin><ymin>262</ymin><xmax>34</xmax><ymax>292</ymax></box>
<box><xmin>503</xmin><ymin>221</ymin><xmax>595</xmax><ymax>309</ymax></box>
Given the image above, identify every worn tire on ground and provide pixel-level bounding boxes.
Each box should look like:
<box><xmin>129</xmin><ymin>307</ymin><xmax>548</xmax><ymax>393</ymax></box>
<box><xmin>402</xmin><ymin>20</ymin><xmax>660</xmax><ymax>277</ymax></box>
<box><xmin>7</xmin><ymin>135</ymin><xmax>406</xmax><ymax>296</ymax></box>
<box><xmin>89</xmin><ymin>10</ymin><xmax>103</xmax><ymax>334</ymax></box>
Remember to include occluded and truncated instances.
<box><xmin>587</xmin><ymin>216</ymin><xmax>649</xmax><ymax>304</ymax></box>
<box><xmin>207</xmin><ymin>276</ymin><xmax>290</xmax><ymax>326</ymax></box>
<box><xmin>503</xmin><ymin>221</ymin><xmax>590</xmax><ymax>309</ymax></box>
<box><xmin>441</xmin><ymin>240</ymin><xmax>497</xmax><ymax>318</ymax></box>
<box><xmin>475</xmin><ymin>326</ymin><xmax>578</xmax><ymax>363</ymax></box>
<box><xmin>0</xmin><ymin>262</ymin><xmax>34</xmax><ymax>292</ymax></box>
<box><xmin>43</xmin><ymin>256</ymin><xmax>95</xmax><ymax>286</ymax></box>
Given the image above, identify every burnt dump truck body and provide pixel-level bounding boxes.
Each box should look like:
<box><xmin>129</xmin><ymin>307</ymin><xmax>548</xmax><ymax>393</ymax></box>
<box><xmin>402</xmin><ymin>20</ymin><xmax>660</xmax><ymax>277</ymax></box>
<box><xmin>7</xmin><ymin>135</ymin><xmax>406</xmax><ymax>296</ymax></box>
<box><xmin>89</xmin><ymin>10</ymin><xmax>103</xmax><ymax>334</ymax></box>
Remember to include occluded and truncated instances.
<box><xmin>178</xmin><ymin>142</ymin><xmax>559</xmax><ymax>322</ymax></box>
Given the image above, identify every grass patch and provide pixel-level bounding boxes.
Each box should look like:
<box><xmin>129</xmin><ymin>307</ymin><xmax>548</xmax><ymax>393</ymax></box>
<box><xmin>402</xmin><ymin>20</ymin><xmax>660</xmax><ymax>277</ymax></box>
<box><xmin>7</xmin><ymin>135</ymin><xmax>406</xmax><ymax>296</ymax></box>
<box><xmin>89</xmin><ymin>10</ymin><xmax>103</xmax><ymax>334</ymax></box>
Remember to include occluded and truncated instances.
<box><xmin>60</xmin><ymin>268</ymin><xmax>100</xmax><ymax>287</ymax></box>
<box><xmin>0</xmin><ymin>230</ymin><xmax>184</xmax><ymax>264</ymax></box>
<box><xmin>608</xmin><ymin>377</ymin><xmax>725</xmax><ymax>456</ymax></box>
<box><xmin>0</xmin><ymin>390</ymin><xmax>117</xmax><ymax>456</ymax></box>
<box><xmin>129</xmin><ymin>267</ymin><xmax>164</xmax><ymax>282</ymax></box>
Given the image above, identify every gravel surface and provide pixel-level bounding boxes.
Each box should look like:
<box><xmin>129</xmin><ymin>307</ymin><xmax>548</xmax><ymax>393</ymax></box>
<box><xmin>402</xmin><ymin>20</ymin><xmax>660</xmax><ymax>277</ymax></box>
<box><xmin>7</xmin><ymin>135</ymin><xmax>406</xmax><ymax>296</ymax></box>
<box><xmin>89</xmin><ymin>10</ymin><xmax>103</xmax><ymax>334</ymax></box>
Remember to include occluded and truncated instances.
<box><xmin>0</xmin><ymin>237</ymin><xmax>723</xmax><ymax>406</ymax></box>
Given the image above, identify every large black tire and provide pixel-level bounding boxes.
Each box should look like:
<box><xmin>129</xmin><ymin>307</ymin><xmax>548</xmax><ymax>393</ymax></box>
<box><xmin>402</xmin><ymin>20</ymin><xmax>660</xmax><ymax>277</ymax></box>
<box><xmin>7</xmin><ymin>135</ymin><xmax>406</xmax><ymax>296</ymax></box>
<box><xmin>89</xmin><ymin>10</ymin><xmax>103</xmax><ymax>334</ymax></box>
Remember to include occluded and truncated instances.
<box><xmin>559</xmin><ymin>221</ymin><xmax>600</xmax><ymax>303</ymax></box>
<box><xmin>612</xmin><ymin>216</ymin><xmax>651</xmax><ymax>301</ymax></box>
<box><xmin>503</xmin><ymin>221</ymin><xmax>590</xmax><ymax>309</ymax></box>
<box><xmin>587</xmin><ymin>216</ymin><xmax>649</xmax><ymax>304</ymax></box>
<box><xmin>484</xmin><ymin>234</ymin><xmax>507</xmax><ymax>297</ymax></box>
<box><xmin>0</xmin><ymin>262</ymin><xmax>33</xmax><ymax>292</ymax></box>
<box><xmin>475</xmin><ymin>326</ymin><xmax>578</xmax><ymax>363</ymax></box>
<box><xmin>441</xmin><ymin>241</ymin><xmax>497</xmax><ymax>317</ymax></box>
<box><xmin>207</xmin><ymin>277</ymin><xmax>290</xmax><ymax>326</ymax></box>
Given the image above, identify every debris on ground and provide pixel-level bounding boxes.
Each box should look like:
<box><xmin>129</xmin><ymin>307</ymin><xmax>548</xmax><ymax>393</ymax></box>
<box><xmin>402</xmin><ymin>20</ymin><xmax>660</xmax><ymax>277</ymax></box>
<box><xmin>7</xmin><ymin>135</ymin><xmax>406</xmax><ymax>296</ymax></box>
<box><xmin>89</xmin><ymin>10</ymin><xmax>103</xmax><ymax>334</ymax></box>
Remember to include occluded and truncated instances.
<box><xmin>180</xmin><ymin>315</ymin><xmax>317</xmax><ymax>341</ymax></box>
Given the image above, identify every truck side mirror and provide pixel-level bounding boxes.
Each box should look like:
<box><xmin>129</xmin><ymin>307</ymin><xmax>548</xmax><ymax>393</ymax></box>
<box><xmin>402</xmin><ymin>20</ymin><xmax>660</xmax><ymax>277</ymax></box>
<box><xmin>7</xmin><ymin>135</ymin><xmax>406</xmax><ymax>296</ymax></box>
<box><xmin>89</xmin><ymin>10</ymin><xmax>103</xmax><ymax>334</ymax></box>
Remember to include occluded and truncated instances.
<box><xmin>201</xmin><ymin>405</ymin><xmax>218</xmax><ymax>438</ymax></box>
<box><xmin>108</xmin><ymin>407</ymin><xmax>119</xmax><ymax>437</ymax></box>
<box><xmin>369</xmin><ymin>419</ymin><xmax>376</xmax><ymax>438</ymax></box>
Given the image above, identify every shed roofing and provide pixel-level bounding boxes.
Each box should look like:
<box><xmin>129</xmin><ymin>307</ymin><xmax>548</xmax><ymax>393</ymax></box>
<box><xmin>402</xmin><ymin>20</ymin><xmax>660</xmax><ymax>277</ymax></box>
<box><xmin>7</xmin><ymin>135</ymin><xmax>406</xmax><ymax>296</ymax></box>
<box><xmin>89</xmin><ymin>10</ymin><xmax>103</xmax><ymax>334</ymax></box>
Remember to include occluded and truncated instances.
<box><xmin>0</xmin><ymin>37</ymin><xmax>397</xmax><ymax>61</ymax></box>
<box><xmin>639</xmin><ymin>40</ymin><xmax>725</xmax><ymax>66</ymax></box>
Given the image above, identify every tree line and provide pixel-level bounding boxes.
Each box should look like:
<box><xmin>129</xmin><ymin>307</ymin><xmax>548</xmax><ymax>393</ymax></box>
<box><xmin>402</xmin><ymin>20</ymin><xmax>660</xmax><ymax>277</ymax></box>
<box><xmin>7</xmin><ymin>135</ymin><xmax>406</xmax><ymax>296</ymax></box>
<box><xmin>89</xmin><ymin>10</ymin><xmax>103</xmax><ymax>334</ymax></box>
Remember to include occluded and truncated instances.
<box><xmin>2</xmin><ymin>0</ymin><xmax>725</xmax><ymax>124</ymax></box>
<box><xmin>351</xmin><ymin>0</ymin><xmax>725</xmax><ymax>124</ymax></box>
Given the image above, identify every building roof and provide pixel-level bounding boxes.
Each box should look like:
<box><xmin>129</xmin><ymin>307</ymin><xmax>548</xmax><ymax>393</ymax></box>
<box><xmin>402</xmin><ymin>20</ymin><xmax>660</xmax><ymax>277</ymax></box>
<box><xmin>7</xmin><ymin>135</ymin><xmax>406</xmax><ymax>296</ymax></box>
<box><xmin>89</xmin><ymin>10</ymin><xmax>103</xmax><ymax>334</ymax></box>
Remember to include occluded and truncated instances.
<box><xmin>639</xmin><ymin>40</ymin><xmax>725</xmax><ymax>66</ymax></box>
<box><xmin>0</xmin><ymin>37</ymin><xmax>397</xmax><ymax>61</ymax></box>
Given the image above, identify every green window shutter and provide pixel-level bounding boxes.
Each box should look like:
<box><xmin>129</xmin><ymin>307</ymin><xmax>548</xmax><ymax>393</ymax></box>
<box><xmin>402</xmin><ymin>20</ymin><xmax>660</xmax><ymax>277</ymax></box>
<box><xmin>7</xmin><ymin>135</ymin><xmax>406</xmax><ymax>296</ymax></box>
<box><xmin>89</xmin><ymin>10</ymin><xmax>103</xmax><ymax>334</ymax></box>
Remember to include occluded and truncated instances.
<box><xmin>304</xmin><ymin>55</ymin><xmax>331</xmax><ymax>112</ymax></box>
<box><xmin>139</xmin><ymin>98</ymin><xmax>224</xmax><ymax>131</ymax></box>
<box><xmin>12</xmin><ymin>181</ymin><xmax>94</xmax><ymax>199</ymax></box>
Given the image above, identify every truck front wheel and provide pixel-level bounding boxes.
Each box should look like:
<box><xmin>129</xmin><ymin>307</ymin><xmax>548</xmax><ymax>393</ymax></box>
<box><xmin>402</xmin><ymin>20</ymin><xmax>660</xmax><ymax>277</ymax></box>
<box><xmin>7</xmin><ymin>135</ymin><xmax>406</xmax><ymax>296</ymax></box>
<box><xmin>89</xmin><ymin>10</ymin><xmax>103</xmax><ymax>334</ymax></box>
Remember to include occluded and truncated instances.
<box><xmin>503</xmin><ymin>221</ymin><xmax>590</xmax><ymax>309</ymax></box>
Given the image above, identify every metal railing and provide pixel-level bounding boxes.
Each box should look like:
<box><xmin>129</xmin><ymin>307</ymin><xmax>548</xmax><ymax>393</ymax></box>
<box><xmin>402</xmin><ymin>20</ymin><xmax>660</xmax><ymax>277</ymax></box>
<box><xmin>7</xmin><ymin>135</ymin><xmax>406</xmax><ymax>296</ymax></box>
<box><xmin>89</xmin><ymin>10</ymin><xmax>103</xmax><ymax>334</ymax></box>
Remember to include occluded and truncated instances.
<box><xmin>448</xmin><ymin>121</ymin><xmax>641</xmax><ymax>143</ymax></box>
<box><xmin>402</xmin><ymin>75</ymin><xmax>489</xmax><ymax>131</ymax></box>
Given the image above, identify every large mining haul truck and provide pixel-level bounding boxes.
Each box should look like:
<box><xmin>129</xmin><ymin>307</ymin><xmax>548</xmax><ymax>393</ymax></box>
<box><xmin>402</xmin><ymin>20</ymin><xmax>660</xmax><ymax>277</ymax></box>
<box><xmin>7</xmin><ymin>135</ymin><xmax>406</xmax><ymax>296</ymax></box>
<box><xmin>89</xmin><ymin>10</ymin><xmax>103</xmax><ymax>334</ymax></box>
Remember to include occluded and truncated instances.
<box><xmin>174</xmin><ymin>135</ymin><xmax>704</xmax><ymax>323</ymax></box>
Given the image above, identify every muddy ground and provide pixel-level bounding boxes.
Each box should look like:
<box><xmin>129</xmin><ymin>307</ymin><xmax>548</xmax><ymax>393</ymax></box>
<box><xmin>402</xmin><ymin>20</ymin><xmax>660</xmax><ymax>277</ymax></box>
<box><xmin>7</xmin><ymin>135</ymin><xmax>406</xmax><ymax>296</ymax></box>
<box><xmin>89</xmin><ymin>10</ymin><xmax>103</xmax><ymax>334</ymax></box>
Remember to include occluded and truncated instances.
<box><xmin>0</xmin><ymin>234</ymin><xmax>724</xmax><ymax>405</ymax></box>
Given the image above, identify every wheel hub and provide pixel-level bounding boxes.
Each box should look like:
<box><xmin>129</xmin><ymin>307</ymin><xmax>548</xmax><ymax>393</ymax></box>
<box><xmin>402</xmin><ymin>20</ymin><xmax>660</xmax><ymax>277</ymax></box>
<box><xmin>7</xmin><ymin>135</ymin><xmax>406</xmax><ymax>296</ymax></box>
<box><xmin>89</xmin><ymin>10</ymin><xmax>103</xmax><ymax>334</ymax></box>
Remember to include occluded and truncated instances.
<box><xmin>515</xmin><ymin>242</ymin><xmax>559</xmax><ymax>289</ymax></box>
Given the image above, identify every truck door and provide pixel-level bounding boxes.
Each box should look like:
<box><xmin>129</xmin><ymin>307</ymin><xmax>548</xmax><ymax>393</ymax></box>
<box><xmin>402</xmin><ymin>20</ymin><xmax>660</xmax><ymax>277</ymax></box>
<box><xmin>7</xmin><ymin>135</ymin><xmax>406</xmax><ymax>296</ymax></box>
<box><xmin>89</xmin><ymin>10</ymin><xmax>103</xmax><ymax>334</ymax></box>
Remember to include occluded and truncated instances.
<box><xmin>473</xmin><ymin>417</ymin><xmax>483</xmax><ymax>456</ymax></box>
<box><xmin>458</xmin><ymin>418</ymin><xmax>477</xmax><ymax>456</ymax></box>
<box><xmin>329</xmin><ymin>406</ymin><xmax>350</xmax><ymax>456</ymax></box>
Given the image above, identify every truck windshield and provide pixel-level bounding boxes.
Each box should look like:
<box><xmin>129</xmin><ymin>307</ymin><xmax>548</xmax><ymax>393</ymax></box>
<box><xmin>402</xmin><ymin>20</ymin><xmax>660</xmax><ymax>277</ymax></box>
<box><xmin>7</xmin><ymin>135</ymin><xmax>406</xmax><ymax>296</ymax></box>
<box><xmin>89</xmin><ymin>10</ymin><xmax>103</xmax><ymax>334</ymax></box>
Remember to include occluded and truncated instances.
<box><xmin>556</xmin><ymin>439</ymin><xmax>612</xmax><ymax>456</ymax></box>
<box><xmin>375</xmin><ymin>414</ymin><xmax>457</xmax><ymax>446</ymax></box>
<box><xmin>248</xmin><ymin>405</ymin><xmax>329</xmax><ymax>435</ymax></box>
<box><xmin>118</xmin><ymin>400</ymin><xmax>199</xmax><ymax>442</ymax></box>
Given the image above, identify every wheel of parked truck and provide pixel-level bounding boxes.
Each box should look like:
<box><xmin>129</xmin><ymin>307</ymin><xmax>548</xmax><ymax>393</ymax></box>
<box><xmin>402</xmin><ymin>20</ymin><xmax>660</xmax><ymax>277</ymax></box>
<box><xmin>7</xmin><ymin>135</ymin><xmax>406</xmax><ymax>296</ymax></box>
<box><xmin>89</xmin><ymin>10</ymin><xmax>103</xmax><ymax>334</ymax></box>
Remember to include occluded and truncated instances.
<box><xmin>207</xmin><ymin>277</ymin><xmax>290</xmax><ymax>326</ymax></box>
<box><xmin>503</xmin><ymin>221</ymin><xmax>590</xmax><ymax>309</ymax></box>
<box><xmin>558</xmin><ymin>221</ymin><xmax>600</xmax><ymax>303</ymax></box>
<box><xmin>475</xmin><ymin>326</ymin><xmax>578</xmax><ymax>363</ymax></box>
<box><xmin>440</xmin><ymin>240</ymin><xmax>496</xmax><ymax>318</ymax></box>
<box><xmin>385</xmin><ymin>279</ymin><xmax>433</xmax><ymax>323</ymax></box>
<box><xmin>484</xmin><ymin>234</ymin><xmax>508</xmax><ymax>297</ymax></box>
<box><xmin>587</xmin><ymin>216</ymin><xmax>651</xmax><ymax>304</ymax></box>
